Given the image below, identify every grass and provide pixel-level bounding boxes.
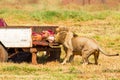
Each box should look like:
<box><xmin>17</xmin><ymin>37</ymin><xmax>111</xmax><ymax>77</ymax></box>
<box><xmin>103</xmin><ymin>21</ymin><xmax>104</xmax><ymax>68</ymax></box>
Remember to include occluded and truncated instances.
<box><xmin>0</xmin><ymin>8</ymin><xmax>120</xmax><ymax>25</ymax></box>
<box><xmin>0</xmin><ymin>58</ymin><xmax>120</xmax><ymax>80</ymax></box>
<box><xmin>0</xmin><ymin>0</ymin><xmax>120</xmax><ymax>24</ymax></box>
<box><xmin>0</xmin><ymin>0</ymin><xmax>120</xmax><ymax>25</ymax></box>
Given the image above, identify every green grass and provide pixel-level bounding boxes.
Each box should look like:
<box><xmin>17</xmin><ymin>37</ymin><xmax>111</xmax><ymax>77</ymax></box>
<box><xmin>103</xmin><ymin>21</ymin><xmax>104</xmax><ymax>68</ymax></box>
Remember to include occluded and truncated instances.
<box><xmin>0</xmin><ymin>61</ymin><xmax>120</xmax><ymax>80</ymax></box>
<box><xmin>0</xmin><ymin>8</ymin><xmax>120</xmax><ymax>25</ymax></box>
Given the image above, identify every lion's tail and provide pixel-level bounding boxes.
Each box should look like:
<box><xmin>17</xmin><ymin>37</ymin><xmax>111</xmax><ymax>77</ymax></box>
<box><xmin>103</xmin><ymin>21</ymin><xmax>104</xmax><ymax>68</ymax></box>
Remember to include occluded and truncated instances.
<box><xmin>99</xmin><ymin>47</ymin><xmax>119</xmax><ymax>56</ymax></box>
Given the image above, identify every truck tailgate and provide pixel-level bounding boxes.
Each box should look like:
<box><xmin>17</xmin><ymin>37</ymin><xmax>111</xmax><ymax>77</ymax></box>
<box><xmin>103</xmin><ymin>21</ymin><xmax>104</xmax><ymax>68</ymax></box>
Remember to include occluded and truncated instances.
<box><xmin>0</xmin><ymin>27</ymin><xmax>32</xmax><ymax>48</ymax></box>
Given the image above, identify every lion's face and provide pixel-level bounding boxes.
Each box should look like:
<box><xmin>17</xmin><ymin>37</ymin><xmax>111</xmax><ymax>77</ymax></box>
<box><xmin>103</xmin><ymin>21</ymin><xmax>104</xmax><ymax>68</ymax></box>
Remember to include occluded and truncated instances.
<box><xmin>55</xmin><ymin>31</ymin><xmax>67</xmax><ymax>44</ymax></box>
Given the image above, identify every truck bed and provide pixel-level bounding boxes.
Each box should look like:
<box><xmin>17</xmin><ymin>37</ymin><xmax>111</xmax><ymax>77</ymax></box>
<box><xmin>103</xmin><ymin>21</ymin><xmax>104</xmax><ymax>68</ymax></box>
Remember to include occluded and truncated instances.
<box><xmin>0</xmin><ymin>26</ymin><xmax>58</xmax><ymax>48</ymax></box>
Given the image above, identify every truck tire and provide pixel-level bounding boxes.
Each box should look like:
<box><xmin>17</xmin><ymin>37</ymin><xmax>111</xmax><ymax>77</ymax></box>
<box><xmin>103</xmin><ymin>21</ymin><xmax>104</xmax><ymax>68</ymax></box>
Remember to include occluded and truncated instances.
<box><xmin>0</xmin><ymin>44</ymin><xmax>8</xmax><ymax>62</ymax></box>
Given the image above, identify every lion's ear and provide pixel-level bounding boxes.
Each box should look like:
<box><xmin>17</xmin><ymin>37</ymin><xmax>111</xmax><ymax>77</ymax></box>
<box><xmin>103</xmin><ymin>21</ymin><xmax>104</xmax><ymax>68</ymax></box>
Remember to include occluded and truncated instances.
<box><xmin>56</xmin><ymin>26</ymin><xmax>70</xmax><ymax>32</ymax></box>
<box><xmin>64</xmin><ymin>31</ymin><xmax>73</xmax><ymax>51</ymax></box>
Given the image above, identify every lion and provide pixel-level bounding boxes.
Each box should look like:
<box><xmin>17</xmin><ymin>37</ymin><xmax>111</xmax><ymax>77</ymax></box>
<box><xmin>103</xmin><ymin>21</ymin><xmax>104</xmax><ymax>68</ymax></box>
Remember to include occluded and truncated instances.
<box><xmin>55</xmin><ymin>27</ymin><xmax>119</xmax><ymax>65</ymax></box>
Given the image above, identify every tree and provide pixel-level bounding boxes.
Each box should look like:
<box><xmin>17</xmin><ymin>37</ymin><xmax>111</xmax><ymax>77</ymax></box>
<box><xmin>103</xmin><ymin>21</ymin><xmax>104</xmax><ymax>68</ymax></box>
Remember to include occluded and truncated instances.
<box><xmin>82</xmin><ymin>0</ymin><xmax>91</xmax><ymax>5</ymax></box>
<box><xmin>101</xmin><ymin>0</ymin><xmax>106</xmax><ymax>4</ymax></box>
<box><xmin>82</xmin><ymin>0</ymin><xmax>86</xmax><ymax>5</ymax></box>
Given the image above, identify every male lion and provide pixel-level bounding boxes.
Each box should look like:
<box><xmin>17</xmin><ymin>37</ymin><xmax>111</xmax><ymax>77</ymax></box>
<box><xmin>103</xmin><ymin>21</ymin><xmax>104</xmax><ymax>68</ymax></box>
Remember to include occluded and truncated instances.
<box><xmin>55</xmin><ymin>27</ymin><xmax>119</xmax><ymax>65</ymax></box>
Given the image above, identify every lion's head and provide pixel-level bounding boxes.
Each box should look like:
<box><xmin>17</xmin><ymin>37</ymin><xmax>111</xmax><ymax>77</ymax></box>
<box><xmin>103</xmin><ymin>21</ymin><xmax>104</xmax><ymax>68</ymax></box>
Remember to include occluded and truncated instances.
<box><xmin>55</xmin><ymin>27</ymin><xmax>78</xmax><ymax>44</ymax></box>
<box><xmin>56</xmin><ymin>26</ymin><xmax>70</xmax><ymax>32</ymax></box>
<box><xmin>55</xmin><ymin>31</ymin><xmax>67</xmax><ymax>44</ymax></box>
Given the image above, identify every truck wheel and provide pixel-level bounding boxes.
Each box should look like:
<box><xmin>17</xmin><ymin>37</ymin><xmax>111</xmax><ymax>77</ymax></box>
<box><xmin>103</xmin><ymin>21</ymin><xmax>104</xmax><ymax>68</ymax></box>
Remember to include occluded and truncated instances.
<box><xmin>0</xmin><ymin>44</ymin><xmax>8</xmax><ymax>62</ymax></box>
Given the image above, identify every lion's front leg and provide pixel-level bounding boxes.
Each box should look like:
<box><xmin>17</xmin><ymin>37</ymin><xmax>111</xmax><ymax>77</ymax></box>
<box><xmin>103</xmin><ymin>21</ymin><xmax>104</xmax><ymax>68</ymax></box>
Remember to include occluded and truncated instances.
<box><xmin>61</xmin><ymin>49</ymin><xmax>73</xmax><ymax>65</ymax></box>
<box><xmin>68</xmin><ymin>55</ymin><xmax>74</xmax><ymax>62</ymax></box>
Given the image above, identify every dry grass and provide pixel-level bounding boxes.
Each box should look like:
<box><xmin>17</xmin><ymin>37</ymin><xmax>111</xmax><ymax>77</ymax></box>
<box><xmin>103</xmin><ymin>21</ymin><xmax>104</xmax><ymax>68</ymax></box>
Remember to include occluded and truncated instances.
<box><xmin>0</xmin><ymin>55</ymin><xmax>120</xmax><ymax>80</ymax></box>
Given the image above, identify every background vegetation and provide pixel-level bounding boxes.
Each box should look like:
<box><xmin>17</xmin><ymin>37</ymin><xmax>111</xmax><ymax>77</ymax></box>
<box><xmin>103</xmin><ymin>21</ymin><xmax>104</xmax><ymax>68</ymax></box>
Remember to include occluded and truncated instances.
<box><xmin>0</xmin><ymin>0</ymin><xmax>120</xmax><ymax>25</ymax></box>
<box><xmin>0</xmin><ymin>0</ymin><xmax>120</xmax><ymax>80</ymax></box>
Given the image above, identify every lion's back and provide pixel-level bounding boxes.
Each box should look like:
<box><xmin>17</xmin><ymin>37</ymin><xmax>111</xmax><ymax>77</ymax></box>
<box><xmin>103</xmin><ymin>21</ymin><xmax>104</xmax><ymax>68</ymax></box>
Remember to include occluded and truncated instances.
<box><xmin>72</xmin><ymin>36</ymin><xmax>99</xmax><ymax>51</ymax></box>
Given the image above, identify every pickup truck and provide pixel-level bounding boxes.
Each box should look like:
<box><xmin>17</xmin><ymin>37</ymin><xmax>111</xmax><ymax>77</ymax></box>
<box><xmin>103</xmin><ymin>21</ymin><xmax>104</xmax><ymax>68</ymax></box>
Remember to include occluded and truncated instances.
<box><xmin>0</xmin><ymin>26</ymin><xmax>61</xmax><ymax>64</ymax></box>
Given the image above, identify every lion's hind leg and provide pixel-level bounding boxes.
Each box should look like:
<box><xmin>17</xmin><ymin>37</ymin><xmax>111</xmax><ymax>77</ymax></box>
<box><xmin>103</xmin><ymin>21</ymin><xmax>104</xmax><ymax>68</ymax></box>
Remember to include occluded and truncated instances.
<box><xmin>94</xmin><ymin>50</ymin><xmax>100</xmax><ymax>65</ymax></box>
<box><xmin>82</xmin><ymin>49</ymin><xmax>97</xmax><ymax>65</ymax></box>
<box><xmin>81</xmin><ymin>52</ymin><xmax>89</xmax><ymax>65</ymax></box>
